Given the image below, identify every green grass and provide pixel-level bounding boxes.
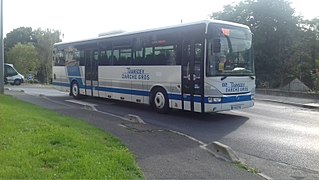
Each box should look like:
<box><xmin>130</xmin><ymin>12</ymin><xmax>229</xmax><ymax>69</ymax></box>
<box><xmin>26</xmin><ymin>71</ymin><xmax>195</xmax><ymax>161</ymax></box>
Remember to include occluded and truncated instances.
<box><xmin>235</xmin><ymin>162</ymin><xmax>260</xmax><ymax>174</ymax></box>
<box><xmin>0</xmin><ymin>95</ymin><xmax>144</xmax><ymax>179</ymax></box>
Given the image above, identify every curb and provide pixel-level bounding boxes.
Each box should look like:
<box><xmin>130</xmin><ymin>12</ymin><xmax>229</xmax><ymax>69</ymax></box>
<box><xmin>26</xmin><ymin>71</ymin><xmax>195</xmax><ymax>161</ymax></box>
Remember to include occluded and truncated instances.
<box><xmin>256</xmin><ymin>98</ymin><xmax>319</xmax><ymax>110</ymax></box>
<box><xmin>202</xmin><ymin>141</ymin><xmax>271</xmax><ymax>179</ymax></box>
<box><xmin>202</xmin><ymin>141</ymin><xmax>241</xmax><ymax>163</ymax></box>
<box><xmin>124</xmin><ymin>114</ymin><xmax>146</xmax><ymax>124</ymax></box>
<box><xmin>4</xmin><ymin>87</ymin><xmax>24</xmax><ymax>93</ymax></box>
<box><xmin>302</xmin><ymin>103</ymin><xmax>319</xmax><ymax>109</ymax></box>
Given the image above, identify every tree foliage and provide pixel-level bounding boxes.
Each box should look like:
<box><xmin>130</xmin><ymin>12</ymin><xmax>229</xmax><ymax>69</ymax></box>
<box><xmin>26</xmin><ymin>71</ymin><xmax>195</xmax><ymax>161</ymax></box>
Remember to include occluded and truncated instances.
<box><xmin>32</xmin><ymin>29</ymin><xmax>61</xmax><ymax>83</ymax></box>
<box><xmin>4</xmin><ymin>27</ymin><xmax>33</xmax><ymax>51</ymax></box>
<box><xmin>7</xmin><ymin>43</ymin><xmax>39</xmax><ymax>76</ymax></box>
<box><xmin>4</xmin><ymin>28</ymin><xmax>62</xmax><ymax>84</ymax></box>
<box><xmin>4</xmin><ymin>27</ymin><xmax>33</xmax><ymax>61</ymax></box>
<box><xmin>211</xmin><ymin>0</ymin><xmax>319</xmax><ymax>90</ymax></box>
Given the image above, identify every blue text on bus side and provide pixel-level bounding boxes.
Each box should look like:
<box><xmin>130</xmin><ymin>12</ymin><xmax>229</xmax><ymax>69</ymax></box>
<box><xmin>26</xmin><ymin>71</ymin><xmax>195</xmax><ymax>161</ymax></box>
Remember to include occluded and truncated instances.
<box><xmin>222</xmin><ymin>82</ymin><xmax>248</xmax><ymax>93</ymax></box>
<box><xmin>122</xmin><ymin>68</ymin><xmax>150</xmax><ymax>80</ymax></box>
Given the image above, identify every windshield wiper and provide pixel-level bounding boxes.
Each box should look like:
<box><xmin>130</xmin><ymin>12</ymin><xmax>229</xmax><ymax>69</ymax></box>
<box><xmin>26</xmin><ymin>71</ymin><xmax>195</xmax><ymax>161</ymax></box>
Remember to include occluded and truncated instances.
<box><xmin>221</xmin><ymin>76</ymin><xmax>228</xmax><ymax>81</ymax></box>
<box><xmin>221</xmin><ymin>75</ymin><xmax>254</xmax><ymax>81</ymax></box>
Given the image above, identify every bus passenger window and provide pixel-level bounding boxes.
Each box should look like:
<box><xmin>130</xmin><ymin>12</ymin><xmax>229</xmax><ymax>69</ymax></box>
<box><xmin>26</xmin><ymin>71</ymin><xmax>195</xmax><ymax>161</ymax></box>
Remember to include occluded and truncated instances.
<box><xmin>94</xmin><ymin>51</ymin><xmax>99</xmax><ymax>61</ymax></box>
<box><xmin>144</xmin><ymin>47</ymin><xmax>153</xmax><ymax>65</ymax></box>
<box><xmin>134</xmin><ymin>50</ymin><xmax>143</xmax><ymax>65</ymax></box>
<box><xmin>99</xmin><ymin>50</ymin><xmax>107</xmax><ymax>65</ymax></box>
<box><xmin>112</xmin><ymin>49</ymin><xmax>120</xmax><ymax>65</ymax></box>
<box><xmin>119</xmin><ymin>49</ymin><xmax>132</xmax><ymax>65</ymax></box>
<box><xmin>56</xmin><ymin>50</ymin><xmax>65</xmax><ymax>66</ymax></box>
<box><xmin>79</xmin><ymin>51</ymin><xmax>85</xmax><ymax>66</ymax></box>
<box><xmin>167</xmin><ymin>50</ymin><xmax>176</xmax><ymax>65</ymax></box>
<box><xmin>154</xmin><ymin>45</ymin><xmax>176</xmax><ymax>65</ymax></box>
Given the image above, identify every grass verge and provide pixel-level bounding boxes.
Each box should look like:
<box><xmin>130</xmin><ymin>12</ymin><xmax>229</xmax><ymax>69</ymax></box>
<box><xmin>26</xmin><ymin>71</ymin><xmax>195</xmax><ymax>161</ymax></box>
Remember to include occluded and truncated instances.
<box><xmin>235</xmin><ymin>162</ymin><xmax>260</xmax><ymax>174</ymax></box>
<box><xmin>0</xmin><ymin>95</ymin><xmax>144</xmax><ymax>179</ymax></box>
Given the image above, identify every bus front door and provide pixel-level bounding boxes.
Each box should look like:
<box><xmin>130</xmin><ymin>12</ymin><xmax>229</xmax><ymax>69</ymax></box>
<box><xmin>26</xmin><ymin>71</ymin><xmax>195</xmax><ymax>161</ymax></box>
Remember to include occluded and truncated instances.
<box><xmin>182</xmin><ymin>40</ymin><xmax>204</xmax><ymax>112</ymax></box>
<box><xmin>84</xmin><ymin>50</ymin><xmax>99</xmax><ymax>96</ymax></box>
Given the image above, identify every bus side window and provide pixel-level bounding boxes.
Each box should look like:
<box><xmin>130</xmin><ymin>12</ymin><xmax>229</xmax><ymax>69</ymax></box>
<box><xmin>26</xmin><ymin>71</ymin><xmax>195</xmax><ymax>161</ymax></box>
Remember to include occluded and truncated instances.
<box><xmin>112</xmin><ymin>49</ymin><xmax>120</xmax><ymax>65</ymax></box>
<box><xmin>99</xmin><ymin>50</ymin><xmax>107</xmax><ymax>65</ymax></box>
<box><xmin>119</xmin><ymin>49</ymin><xmax>132</xmax><ymax>65</ymax></box>
<box><xmin>144</xmin><ymin>47</ymin><xmax>153</xmax><ymax>65</ymax></box>
<box><xmin>134</xmin><ymin>50</ymin><xmax>143</xmax><ymax>65</ymax></box>
<box><xmin>79</xmin><ymin>50</ymin><xmax>85</xmax><ymax>66</ymax></box>
<box><xmin>133</xmin><ymin>38</ymin><xmax>143</xmax><ymax>65</ymax></box>
<box><xmin>54</xmin><ymin>50</ymin><xmax>65</xmax><ymax>66</ymax></box>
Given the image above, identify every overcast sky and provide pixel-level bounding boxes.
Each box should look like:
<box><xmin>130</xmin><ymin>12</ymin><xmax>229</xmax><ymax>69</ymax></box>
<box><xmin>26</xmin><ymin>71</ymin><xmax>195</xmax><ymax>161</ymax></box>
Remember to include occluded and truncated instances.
<box><xmin>4</xmin><ymin>0</ymin><xmax>319</xmax><ymax>42</ymax></box>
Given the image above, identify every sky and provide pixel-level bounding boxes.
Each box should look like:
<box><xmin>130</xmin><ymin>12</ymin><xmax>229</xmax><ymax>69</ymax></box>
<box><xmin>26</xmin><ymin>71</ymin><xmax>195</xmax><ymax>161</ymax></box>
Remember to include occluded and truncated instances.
<box><xmin>4</xmin><ymin>0</ymin><xmax>319</xmax><ymax>42</ymax></box>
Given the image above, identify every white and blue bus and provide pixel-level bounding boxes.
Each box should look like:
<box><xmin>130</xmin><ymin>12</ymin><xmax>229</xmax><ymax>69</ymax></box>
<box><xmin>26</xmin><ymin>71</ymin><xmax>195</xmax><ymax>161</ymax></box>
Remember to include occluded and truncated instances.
<box><xmin>53</xmin><ymin>20</ymin><xmax>255</xmax><ymax>113</ymax></box>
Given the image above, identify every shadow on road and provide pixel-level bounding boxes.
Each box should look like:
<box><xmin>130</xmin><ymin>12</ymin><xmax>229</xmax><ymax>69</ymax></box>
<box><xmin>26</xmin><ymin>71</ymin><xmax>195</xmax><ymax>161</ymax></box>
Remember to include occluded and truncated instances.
<box><xmin>85</xmin><ymin>97</ymin><xmax>249</xmax><ymax>143</ymax></box>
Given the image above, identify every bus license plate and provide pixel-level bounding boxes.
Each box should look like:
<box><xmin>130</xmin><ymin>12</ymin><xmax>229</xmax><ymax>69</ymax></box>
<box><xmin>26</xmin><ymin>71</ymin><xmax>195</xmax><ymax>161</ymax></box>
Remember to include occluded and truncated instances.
<box><xmin>231</xmin><ymin>105</ymin><xmax>242</xmax><ymax>110</ymax></box>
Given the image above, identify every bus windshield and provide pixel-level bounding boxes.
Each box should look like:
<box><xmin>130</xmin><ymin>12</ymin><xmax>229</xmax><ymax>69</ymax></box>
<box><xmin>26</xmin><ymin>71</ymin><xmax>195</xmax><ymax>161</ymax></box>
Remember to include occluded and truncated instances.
<box><xmin>207</xmin><ymin>24</ymin><xmax>254</xmax><ymax>77</ymax></box>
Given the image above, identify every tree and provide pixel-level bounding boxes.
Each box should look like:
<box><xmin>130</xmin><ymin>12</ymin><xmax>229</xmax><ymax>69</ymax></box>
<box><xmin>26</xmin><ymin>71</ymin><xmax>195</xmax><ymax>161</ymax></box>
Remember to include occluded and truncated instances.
<box><xmin>4</xmin><ymin>28</ymin><xmax>62</xmax><ymax>84</ymax></box>
<box><xmin>32</xmin><ymin>29</ymin><xmax>61</xmax><ymax>84</ymax></box>
<box><xmin>4</xmin><ymin>27</ymin><xmax>33</xmax><ymax>62</ymax></box>
<box><xmin>211</xmin><ymin>0</ymin><xmax>301</xmax><ymax>88</ymax></box>
<box><xmin>292</xmin><ymin>18</ymin><xmax>319</xmax><ymax>89</ymax></box>
<box><xmin>306</xmin><ymin>18</ymin><xmax>319</xmax><ymax>91</ymax></box>
<box><xmin>7</xmin><ymin>43</ymin><xmax>39</xmax><ymax>76</ymax></box>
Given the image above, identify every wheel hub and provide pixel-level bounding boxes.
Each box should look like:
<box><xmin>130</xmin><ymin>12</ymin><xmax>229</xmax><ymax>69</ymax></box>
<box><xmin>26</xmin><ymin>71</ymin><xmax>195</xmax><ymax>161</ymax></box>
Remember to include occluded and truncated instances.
<box><xmin>155</xmin><ymin>92</ymin><xmax>165</xmax><ymax>109</ymax></box>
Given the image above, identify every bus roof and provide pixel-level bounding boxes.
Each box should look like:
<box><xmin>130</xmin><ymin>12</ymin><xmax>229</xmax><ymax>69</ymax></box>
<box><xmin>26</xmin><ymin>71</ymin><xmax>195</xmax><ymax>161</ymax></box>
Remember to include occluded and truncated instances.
<box><xmin>55</xmin><ymin>19</ymin><xmax>250</xmax><ymax>47</ymax></box>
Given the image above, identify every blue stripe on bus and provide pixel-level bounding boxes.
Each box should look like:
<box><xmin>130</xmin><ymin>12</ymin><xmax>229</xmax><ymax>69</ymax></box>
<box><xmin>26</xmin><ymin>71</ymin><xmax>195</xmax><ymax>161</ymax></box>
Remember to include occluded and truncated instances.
<box><xmin>221</xmin><ymin>95</ymin><xmax>252</xmax><ymax>103</ymax></box>
<box><xmin>203</xmin><ymin>95</ymin><xmax>251</xmax><ymax>104</ymax></box>
<box><xmin>52</xmin><ymin>82</ymin><xmax>69</xmax><ymax>87</ymax></box>
<box><xmin>96</xmin><ymin>87</ymin><xmax>150</xmax><ymax>96</ymax></box>
<box><xmin>169</xmin><ymin>94</ymin><xmax>182</xmax><ymax>100</ymax></box>
<box><xmin>53</xmin><ymin>82</ymin><xmax>251</xmax><ymax>104</ymax></box>
<box><xmin>170</xmin><ymin>94</ymin><xmax>251</xmax><ymax>104</ymax></box>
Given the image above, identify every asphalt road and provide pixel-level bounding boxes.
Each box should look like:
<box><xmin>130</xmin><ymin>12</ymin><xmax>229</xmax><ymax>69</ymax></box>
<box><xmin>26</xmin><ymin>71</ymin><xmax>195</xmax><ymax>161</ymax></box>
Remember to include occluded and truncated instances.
<box><xmin>83</xmin><ymin>96</ymin><xmax>319</xmax><ymax>179</ymax></box>
<box><xmin>4</xmin><ymin>85</ymin><xmax>319</xmax><ymax>179</ymax></box>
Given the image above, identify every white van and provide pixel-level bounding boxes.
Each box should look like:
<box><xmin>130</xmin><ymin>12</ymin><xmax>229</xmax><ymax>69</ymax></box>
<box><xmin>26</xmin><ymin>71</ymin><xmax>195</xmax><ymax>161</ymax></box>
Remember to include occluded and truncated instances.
<box><xmin>4</xmin><ymin>63</ymin><xmax>25</xmax><ymax>85</ymax></box>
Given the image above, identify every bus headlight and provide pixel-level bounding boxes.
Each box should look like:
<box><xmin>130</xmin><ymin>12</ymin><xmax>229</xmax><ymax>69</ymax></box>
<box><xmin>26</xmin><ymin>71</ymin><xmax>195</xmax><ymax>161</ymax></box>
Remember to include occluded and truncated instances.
<box><xmin>208</xmin><ymin>97</ymin><xmax>222</xmax><ymax>103</ymax></box>
<box><xmin>251</xmin><ymin>95</ymin><xmax>255</xmax><ymax>100</ymax></box>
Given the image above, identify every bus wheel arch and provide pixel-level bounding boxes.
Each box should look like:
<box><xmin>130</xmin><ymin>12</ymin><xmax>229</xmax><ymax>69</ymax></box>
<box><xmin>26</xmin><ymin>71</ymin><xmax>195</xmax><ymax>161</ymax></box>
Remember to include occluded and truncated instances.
<box><xmin>71</xmin><ymin>80</ymin><xmax>81</xmax><ymax>99</ymax></box>
<box><xmin>150</xmin><ymin>86</ymin><xmax>170</xmax><ymax>113</ymax></box>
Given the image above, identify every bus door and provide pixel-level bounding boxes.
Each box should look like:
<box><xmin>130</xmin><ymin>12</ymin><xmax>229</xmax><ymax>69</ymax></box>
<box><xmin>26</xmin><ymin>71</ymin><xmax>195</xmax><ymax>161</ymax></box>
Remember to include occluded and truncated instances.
<box><xmin>182</xmin><ymin>40</ymin><xmax>204</xmax><ymax>112</ymax></box>
<box><xmin>84</xmin><ymin>50</ymin><xmax>99</xmax><ymax>96</ymax></box>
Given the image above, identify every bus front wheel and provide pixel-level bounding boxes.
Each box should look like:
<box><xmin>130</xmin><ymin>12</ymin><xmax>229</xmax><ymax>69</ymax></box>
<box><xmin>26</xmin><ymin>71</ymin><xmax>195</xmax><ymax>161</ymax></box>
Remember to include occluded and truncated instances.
<box><xmin>150</xmin><ymin>88</ymin><xmax>169</xmax><ymax>113</ymax></box>
<box><xmin>71</xmin><ymin>81</ymin><xmax>81</xmax><ymax>99</ymax></box>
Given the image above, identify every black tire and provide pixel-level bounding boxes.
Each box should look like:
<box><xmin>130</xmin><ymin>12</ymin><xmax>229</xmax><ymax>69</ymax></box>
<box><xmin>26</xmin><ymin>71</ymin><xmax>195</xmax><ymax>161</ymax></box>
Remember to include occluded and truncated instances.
<box><xmin>71</xmin><ymin>81</ymin><xmax>81</xmax><ymax>99</ymax></box>
<box><xmin>150</xmin><ymin>88</ymin><xmax>169</xmax><ymax>113</ymax></box>
<box><xmin>14</xmin><ymin>79</ymin><xmax>21</xmax><ymax>85</ymax></box>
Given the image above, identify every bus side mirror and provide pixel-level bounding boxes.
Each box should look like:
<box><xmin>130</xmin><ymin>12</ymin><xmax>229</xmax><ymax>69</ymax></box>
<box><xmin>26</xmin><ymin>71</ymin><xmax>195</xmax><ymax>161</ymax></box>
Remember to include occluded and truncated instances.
<box><xmin>213</xmin><ymin>39</ymin><xmax>221</xmax><ymax>53</ymax></box>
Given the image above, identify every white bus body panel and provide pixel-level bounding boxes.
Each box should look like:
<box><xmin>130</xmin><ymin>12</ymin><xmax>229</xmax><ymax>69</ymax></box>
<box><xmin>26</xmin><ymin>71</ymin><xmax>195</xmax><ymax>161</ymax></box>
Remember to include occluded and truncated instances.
<box><xmin>204</xmin><ymin>76</ymin><xmax>255</xmax><ymax>112</ymax></box>
<box><xmin>98</xmin><ymin>66</ymin><xmax>181</xmax><ymax>106</ymax></box>
<box><xmin>53</xmin><ymin>65</ymin><xmax>254</xmax><ymax>113</ymax></box>
<box><xmin>53</xmin><ymin>66</ymin><xmax>85</xmax><ymax>95</ymax></box>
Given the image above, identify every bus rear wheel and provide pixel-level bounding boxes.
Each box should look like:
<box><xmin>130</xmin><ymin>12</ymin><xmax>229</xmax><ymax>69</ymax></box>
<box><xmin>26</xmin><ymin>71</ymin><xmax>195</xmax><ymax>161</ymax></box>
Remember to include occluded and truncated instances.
<box><xmin>71</xmin><ymin>81</ymin><xmax>81</xmax><ymax>99</ymax></box>
<box><xmin>150</xmin><ymin>88</ymin><xmax>169</xmax><ymax>113</ymax></box>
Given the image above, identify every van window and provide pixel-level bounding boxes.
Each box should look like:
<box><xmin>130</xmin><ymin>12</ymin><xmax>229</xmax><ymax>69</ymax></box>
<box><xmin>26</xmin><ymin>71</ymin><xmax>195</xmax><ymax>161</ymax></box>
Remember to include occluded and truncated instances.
<box><xmin>5</xmin><ymin>65</ymin><xmax>18</xmax><ymax>76</ymax></box>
